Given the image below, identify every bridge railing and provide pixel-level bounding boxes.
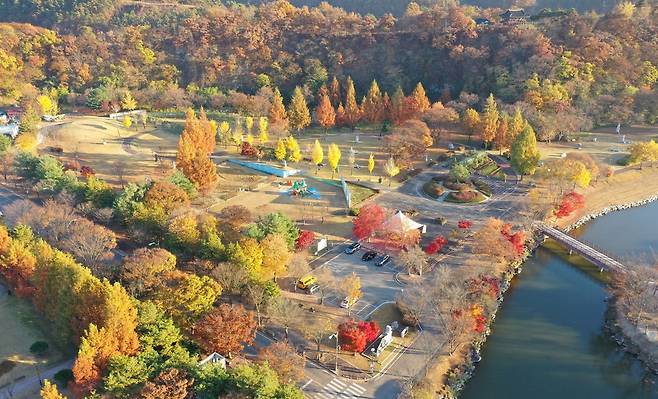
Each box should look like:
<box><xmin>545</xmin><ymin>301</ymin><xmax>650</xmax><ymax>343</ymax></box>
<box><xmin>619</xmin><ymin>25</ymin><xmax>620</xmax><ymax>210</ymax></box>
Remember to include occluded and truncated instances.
<box><xmin>538</xmin><ymin>225</ymin><xmax>626</xmax><ymax>270</ymax></box>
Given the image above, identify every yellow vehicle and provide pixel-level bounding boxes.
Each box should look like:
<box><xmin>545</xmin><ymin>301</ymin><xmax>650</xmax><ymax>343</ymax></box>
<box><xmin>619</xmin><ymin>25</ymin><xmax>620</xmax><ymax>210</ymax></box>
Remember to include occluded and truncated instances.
<box><xmin>297</xmin><ymin>275</ymin><xmax>317</xmax><ymax>290</ymax></box>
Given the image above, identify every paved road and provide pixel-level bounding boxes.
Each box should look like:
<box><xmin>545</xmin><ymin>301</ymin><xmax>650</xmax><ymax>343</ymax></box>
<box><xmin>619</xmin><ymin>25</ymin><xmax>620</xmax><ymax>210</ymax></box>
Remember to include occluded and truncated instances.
<box><xmin>0</xmin><ymin>359</ymin><xmax>74</xmax><ymax>398</ymax></box>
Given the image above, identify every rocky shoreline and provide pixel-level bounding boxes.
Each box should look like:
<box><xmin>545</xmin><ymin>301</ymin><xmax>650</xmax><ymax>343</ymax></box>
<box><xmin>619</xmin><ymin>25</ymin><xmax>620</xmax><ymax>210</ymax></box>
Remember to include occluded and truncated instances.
<box><xmin>444</xmin><ymin>192</ymin><xmax>658</xmax><ymax>398</ymax></box>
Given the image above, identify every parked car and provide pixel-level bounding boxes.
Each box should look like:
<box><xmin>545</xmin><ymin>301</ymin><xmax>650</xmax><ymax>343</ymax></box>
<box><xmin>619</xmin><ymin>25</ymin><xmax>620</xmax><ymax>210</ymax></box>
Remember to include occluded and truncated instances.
<box><xmin>362</xmin><ymin>251</ymin><xmax>377</xmax><ymax>261</ymax></box>
<box><xmin>340</xmin><ymin>296</ymin><xmax>359</xmax><ymax>309</ymax></box>
<box><xmin>296</xmin><ymin>275</ymin><xmax>317</xmax><ymax>291</ymax></box>
<box><xmin>345</xmin><ymin>242</ymin><xmax>361</xmax><ymax>254</ymax></box>
<box><xmin>306</xmin><ymin>283</ymin><xmax>320</xmax><ymax>295</ymax></box>
<box><xmin>375</xmin><ymin>255</ymin><xmax>391</xmax><ymax>267</ymax></box>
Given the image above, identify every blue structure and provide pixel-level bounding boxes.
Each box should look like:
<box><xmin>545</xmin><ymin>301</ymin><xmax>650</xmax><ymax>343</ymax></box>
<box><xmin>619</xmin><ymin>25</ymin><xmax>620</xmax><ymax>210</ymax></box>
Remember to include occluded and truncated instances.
<box><xmin>229</xmin><ymin>159</ymin><xmax>301</xmax><ymax>178</ymax></box>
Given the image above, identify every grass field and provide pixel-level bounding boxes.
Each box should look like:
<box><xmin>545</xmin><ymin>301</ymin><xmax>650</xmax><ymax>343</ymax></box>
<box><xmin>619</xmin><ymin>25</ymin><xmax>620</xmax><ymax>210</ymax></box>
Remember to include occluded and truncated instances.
<box><xmin>40</xmin><ymin>116</ymin><xmax>180</xmax><ymax>187</ymax></box>
<box><xmin>0</xmin><ymin>287</ymin><xmax>62</xmax><ymax>391</ymax></box>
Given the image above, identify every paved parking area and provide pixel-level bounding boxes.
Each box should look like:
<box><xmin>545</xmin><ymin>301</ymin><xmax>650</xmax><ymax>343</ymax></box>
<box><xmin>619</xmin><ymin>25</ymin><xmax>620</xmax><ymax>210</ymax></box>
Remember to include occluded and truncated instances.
<box><xmin>314</xmin><ymin>248</ymin><xmax>402</xmax><ymax>319</ymax></box>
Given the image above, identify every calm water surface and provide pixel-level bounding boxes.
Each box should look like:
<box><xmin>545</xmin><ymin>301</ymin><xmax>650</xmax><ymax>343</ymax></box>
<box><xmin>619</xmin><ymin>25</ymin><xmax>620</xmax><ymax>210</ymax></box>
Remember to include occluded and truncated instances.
<box><xmin>461</xmin><ymin>201</ymin><xmax>658</xmax><ymax>399</ymax></box>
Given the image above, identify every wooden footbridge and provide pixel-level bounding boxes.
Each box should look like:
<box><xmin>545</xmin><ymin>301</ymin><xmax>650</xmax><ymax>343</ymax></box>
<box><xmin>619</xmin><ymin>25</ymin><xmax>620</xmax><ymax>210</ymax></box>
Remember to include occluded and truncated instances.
<box><xmin>536</xmin><ymin>223</ymin><xmax>627</xmax><ymax>274</ymax></box>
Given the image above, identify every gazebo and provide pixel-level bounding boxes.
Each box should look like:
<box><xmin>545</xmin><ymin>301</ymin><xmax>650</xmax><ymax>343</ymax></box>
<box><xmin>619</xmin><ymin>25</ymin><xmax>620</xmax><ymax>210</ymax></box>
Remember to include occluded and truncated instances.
<box><xmin>384</xmin><ymin>210</ymin><xmax>427</xmax><ymax>235</ymax></box>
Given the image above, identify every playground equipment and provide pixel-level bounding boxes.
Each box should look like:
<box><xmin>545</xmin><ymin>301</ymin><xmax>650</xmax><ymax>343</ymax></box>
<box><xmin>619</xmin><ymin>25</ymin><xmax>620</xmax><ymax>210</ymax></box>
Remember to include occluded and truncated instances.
<box><xmin>288</xmin><ymin>179</ymin><xmax>321</xmax><ymax>199</ymax></box>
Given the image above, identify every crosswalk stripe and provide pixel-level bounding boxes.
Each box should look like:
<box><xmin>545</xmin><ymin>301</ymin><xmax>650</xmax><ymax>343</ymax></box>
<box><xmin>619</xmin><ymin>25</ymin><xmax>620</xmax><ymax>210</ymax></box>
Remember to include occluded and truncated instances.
<box><xmin>346</xmin><ymin>385</ymin><xmax>366</xmax><ymax>395</ymax></box>
<box><xmin>315</xmin><ymin>392</ymin><xmax>332</xmax><ymax>399</ymax></box>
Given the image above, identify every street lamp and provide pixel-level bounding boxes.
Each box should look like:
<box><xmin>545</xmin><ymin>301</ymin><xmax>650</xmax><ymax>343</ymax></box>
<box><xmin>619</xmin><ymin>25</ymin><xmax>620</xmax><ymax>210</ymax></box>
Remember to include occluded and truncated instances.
<box><xmin>329</xmin><ymin>333</ymin><xmax>339</xmax><ymax>373</ymax></box>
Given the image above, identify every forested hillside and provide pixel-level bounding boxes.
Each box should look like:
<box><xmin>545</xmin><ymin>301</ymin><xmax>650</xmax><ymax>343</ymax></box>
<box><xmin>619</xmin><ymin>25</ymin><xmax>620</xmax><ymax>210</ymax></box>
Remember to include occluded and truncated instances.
<box><xmin>1</xmin><ymin>0</ymin><xmax>657</xmax><ymax>136</ymax></box>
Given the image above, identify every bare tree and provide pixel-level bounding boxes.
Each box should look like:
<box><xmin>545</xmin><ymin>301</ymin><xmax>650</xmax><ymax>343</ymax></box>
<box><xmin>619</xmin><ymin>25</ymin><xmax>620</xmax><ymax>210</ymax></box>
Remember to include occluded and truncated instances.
<box><xmin>62</xmin><ymin>219</ymin><xmax>117</xmax><ymax>272</ymax></box>
<box><xmin>302</xmin><ymin>317</ymin><xmax>334</xmax><ymax>361</ymax></box>
<box><xmin>314</xmin><ymin>267</ymin><xmax>336</xmax><ymax>305</ymax></box>
<box><xmin>287</xmin><ymin>253</ymin><xmax>311</xmax><ymax>291</ymax></box>
<box><xmin>398</xmin><ymin>245</ymin><xmax>430</xmax><ymax>276</ymax></box>
<box><xmin>112</xmin><ymin>160</ymin><xmax>127</xmax><ymax>188</ymax></box>
<box><xmin>245</xmin><ymin>283</ymin><xmax>271</xmax><ymax>327</ymax></box>
<box><xmin>266</xmin><ymin>297</ymin><xmax>304</xmax><ymax>340</ymax></box>
<box><xmin>211</xmin><ymin>262</ymin><xmax>249</xmax><ymax>295</ymax></box>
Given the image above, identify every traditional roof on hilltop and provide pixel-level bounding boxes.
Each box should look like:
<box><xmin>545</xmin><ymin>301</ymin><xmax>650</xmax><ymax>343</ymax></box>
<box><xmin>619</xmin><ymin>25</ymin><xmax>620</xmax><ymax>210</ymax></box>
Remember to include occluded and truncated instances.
<box><xmin>500</xmin><ymin>8</ymin><xmax>526</xmax><ymax>19</ymax></box>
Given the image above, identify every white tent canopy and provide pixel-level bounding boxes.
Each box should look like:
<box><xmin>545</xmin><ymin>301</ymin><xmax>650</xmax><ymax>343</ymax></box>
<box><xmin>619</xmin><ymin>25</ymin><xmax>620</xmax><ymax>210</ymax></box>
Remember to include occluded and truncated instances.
<box><xmin>384</xmin><ymin>210</ymin><xmax>427</xmax><ymax>234</ymax></box>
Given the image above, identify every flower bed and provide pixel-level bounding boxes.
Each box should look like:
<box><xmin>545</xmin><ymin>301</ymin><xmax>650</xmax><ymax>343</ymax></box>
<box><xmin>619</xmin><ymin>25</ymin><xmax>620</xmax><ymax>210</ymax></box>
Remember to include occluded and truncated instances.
<box><xmin>423</xmin><ymin>181</ymin><xmax>445</xmax><ymax>199</ymax></box>
<box><xmin>446</xmin><ymin>190</ymin><xmax>487</xmax><ymax>204</ymax></box>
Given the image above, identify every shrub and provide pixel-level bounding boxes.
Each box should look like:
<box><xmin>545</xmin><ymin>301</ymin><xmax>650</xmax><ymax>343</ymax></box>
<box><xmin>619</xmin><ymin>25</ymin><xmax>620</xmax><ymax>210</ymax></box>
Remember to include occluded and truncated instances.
<box><xmin>241</xmin><ymin>142</ymin><xmax>262</xmax><ymax>158</ymax></box>
<box><xmin>29</xmin><ymin>341</ymin><xmax>49</xmax><ymax>356</ymax></box>
<box><xmin>444</xmin><ymin>181</ymin><xmax>471</xmax><ymax>191</ymax></box>
<box><xmin>80</xmin><ymin>165</ymin><xmax>95</xmax><ymax>177</ymax></box>
<box><xmin>295</xmin><ymin>230</ymin><xmax>315</xmax><ymax>251</ymax></box>
<box><xmin>425</xmin><ymin>235</ymin><xmax>448</xmax><ymax>254</ymax></box>
<box><xmin>54</xmin><ymin>369</ymin><xmax>74</xmax><ymax>386</ymax></box>
<box><xmin>458</xmin><ymin>220</ymin><xmax>473</xmax><ymax>229</ymax></box>
<box><xmin>472</xmin><ymin>179</ymin><xmax>492</xmax><ymax>196</ymax></box>
<box><xmin>556</xmin><ymin>192</ymin><xmax>585</xmax><ymax>218</ymax></box>
<box><xmin>449</xmin><ymin>191</ymin><xmax>479</xmax><ymax>202</ymax></box>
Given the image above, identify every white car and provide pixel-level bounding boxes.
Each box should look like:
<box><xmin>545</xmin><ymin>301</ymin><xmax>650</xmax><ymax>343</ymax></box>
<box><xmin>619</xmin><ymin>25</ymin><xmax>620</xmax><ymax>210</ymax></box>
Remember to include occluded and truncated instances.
<box><xmin>340</xmin><ymin>296</ymin><xmax>358</xmax><ymax>309</ymax></box>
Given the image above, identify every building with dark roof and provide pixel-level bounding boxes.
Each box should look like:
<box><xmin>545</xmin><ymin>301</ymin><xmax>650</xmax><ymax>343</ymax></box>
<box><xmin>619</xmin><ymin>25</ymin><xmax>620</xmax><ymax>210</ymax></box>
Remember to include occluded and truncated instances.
<box><xmin>500</xmin><ymin>8</ymin><xmax>526</xmax><ymax>22</ymax></box>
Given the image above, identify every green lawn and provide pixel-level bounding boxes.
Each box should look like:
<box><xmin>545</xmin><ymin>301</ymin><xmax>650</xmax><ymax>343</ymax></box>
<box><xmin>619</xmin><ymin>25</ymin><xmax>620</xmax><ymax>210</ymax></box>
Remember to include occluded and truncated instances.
<box><xmin>347</xmin><ymin>182</ymin><xmax>378</xmax><ymax>205</ymax></box>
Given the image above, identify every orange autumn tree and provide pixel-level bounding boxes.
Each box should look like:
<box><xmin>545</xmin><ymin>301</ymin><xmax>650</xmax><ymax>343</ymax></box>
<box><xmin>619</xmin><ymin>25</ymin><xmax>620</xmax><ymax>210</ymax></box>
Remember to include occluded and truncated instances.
<box><xmin>410</xmin><ymin>82</ymin><xmax>431</xmax><ymax>115</ymax></box>
<box><xmin>70</xmin><ymin>280</ymin><xmax>139</xmax><ymax>398</ymax></box>
<box><xmin>176</xmin><ymin>109</ymin><xmax>218</xmax><ymax>190</ymax></box>
<box><xmin>362</xmin><ymin>79</ymin><xmax>385</xmax><ymax>124</ymax></box>
<box><xmin>343</xmin><ymin>76</ymin><xmax>361</xmax><ymax>129</ymax></box>
<box><xmin>315</xmin><ymin>90</ymin><xmax>336</xmax><ymax>131</ymax></box>
<box><xmin>269</xmin><ymin>87</ymin><xmax>288</xmax><ymax>124</ymax></box>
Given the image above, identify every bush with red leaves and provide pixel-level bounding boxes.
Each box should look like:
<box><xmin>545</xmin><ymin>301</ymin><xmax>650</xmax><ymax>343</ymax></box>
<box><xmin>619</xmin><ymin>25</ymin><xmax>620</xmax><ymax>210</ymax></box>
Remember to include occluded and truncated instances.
<box><xmin>474</xmin><ymin>315</ymin><xmax>487</xmax><ymax>333</ymax></box>
<box><xmin>457</xmin><ymin>220</ymin><xmax>473</xmax><ymax>229</ymax></box>
<box><xmin>425</xmin><ymin>235</ymin><xmax>448</xmax><ymax>254</ymax></box>
<box><xmin>241</xmin><ymin>142</ymin><xmax>261</xmax><ymax>158</ymax></box>
<box><xmin>500</xmin><ymin>223</ymin><xmax>526</xmax><ymax>257</ymax></box>
<box><xmin>358</xmin><ymin>321</ymin><xmax>381</xmax><ymax>344</ymax></box>
<box><xmin>338</xmin><ymin>320</ymin><xmax>367</xmax><ymax>353</ymax></box>
<box><xmin>80</xmin><ymin>166</ymin><xmax>95</xmax><ymax>177</ymax></box>
<box><xmin>295</xmin><ymin>230</ymin><xmax>315</xmax><ymax>251</ymax></box>
<box><xmin>556</xmin><ymin>192</ymin><xmax>585</xmax><ymax>218</ymax></box>
<box><xmin>352</xmin><ymin>203</ymin><xmax>387</xmax><ymax>240</ymax></box>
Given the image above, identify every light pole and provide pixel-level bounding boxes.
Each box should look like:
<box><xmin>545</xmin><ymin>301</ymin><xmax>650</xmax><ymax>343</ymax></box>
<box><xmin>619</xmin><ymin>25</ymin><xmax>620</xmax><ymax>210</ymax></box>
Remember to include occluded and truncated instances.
<box><xmin>329</xmin><ymin>333</ymin><xmax>339</xmax><ymax>373</ymax></box>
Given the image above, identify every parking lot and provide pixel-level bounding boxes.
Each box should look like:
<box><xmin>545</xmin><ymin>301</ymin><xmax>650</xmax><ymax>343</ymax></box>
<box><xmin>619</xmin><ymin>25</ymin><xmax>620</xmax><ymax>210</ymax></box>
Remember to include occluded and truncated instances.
<box><xmin>312</xmin><ymin>245</ymin><xmax>402</xmax><ymax>319</ymax></box>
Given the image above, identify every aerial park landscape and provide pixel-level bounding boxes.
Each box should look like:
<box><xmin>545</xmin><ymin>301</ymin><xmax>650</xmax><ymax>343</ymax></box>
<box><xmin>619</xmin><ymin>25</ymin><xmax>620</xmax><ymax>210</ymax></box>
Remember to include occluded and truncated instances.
<box><xmin>1</xmin><ymin>1</ymin><xmax>658</xmax><ymax>399</ymax></box>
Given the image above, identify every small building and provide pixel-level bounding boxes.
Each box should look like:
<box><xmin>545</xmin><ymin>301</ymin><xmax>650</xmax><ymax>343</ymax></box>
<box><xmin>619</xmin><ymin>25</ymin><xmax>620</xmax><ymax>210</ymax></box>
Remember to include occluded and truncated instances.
<box><xmin>500</xmin><ymin>8</ymin><xmax>526</xmax><ymax>23</ymax></box>
<box><xmin>0</xmin><ymin>124</ymin><xmax>19</xmax><ymax>139</ymax></box>
<box><xmin>198</xmin><ymin>352</ymin><xmax>227</xmax><ymax>369</ymax></box>
<box><xmin>474</xmin><ymin>18</ymin><xmax>492</xmax><ymax>26</ymax></box>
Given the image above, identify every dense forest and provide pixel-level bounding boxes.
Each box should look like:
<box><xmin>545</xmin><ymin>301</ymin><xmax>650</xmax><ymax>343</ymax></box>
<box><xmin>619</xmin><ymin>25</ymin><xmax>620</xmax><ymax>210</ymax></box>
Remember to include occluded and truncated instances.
<box><xmin>1</xmin><ymin>0</ymin><xmax>657</xmax><ymax>136</ymax></box>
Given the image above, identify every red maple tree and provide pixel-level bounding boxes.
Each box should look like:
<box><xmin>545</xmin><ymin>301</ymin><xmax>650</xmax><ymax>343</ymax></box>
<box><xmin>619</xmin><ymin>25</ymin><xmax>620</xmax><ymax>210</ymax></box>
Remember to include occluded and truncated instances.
<box><xmin>358</xmin><ymin>320</ymin><xmax>381</xmax><ymax>343</ymax></box>
<box><xmin>556</xmin><ymin>192</ymin><xmax>585</xmax><ymax>218</ymax></box>
<box><xmin>295</xmin><ymin>230</ymin><xmax>315</xmax><ymax>251</ymax></box>
<box><xmin>352</xmin><ymin>203</ymin><xmax>386</xmax><ymax>241</ymax></box>
<box><xmin>338</xmin><ymin>320</ymin><xmax>367</xmax><ymax>353</ymax></box>
<box><xmin>425</xmin><ymin>235</ymin><xmax>448</xmax><ymax>254</ymax></box>
<box><xmin>457</xmin><ymin>220</ymin><xmax>473</xmax><ymax>229</ymax></box>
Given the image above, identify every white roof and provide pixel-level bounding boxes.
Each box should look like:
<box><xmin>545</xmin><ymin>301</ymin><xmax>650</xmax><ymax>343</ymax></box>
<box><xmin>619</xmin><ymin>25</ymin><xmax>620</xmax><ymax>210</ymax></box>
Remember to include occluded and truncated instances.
<box><xmin>384</xmin><ymin>210</ymin><xmax>425</xmax><ymax>233</ymax></box>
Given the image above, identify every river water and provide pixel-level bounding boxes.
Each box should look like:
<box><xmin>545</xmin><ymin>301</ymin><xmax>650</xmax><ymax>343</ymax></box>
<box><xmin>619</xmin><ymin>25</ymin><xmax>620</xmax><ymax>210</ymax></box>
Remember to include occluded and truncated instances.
<box><xmin>461</xmin><ymin>201</ymin><xmax>658</xmax><ymax>399</ymax></box>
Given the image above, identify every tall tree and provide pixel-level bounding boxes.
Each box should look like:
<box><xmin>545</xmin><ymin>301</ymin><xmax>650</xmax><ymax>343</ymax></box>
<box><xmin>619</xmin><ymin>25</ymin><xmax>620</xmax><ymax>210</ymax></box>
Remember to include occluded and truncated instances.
<box><xmin>269</xmin><ymin>88</ymin><xmax>288</xmax><ymax>125</ymax></box>
<box><xmin>389</xmin><ymin>87</ymin><xmax>413</xmax><ymax>125</ymax></box>
<box><xmin>41</xmin><ymin>380</ymin><xmax>65</xmax><ymax>399</ymax></box>
<box><xmin>258</xmin><ymin>117</ymin><xmax>269</xmax><ymax>144</ymax></box>
<box><xmin>311</xmin><ymin>139</ymin><xmax>324</xmax><ymax>169</ymax></box>
<box><xmin>352</xmin><ymin>203</ymin><xmax>386</xmax><ymax>240</ymax></box>
<box><xmin>176</xmin><ymin>110</ymin><xmax>218</xmax><ymax>190</ymax></box>
<box><xmin>480</xmin><ymin>94</ymin><xmax>500</xmax><ymax>148</ymax></box>
<box><xmin>411</xmin><ymin>82</ymin><xmax>431</xmax><ymax>115</ymax></box>
<box><xmin>327</xmin><ymin>143</ymin><xmax>341</xmax><ymax>178</ymax></box>
<box><xmin>511</xmin><ymin>125</ymin><xmax>541</xmax><ymax>178</ymax></box>
<box><xmin>286</xmin><ymin>136</ymin><xmax>302</xmax><ymax>162</ymax></box>
<box><xmin>245</xmin><ymin>116</ymin><xmax>254</xmax><ymax>135</ymax></box>
<box><xmin>494</xmin><ymin>112</ymin><xmax>510</xmax><ymax>153</ymax></box>
<box><xmin>509</xmin><ymin>107</ymin><xmax>525</xmax><ymax>143</ymax></box>
<box><xmin>139</xmin><ymin>368</ymin><xmax>193</xmax><ymax>399</ymax></box>
<box><xmin>384</xmin><ymin>157</ymin><xmax>400</xmax><ymax>186</ymax></box>
<box><xmin>258</xmin><ymin>341</ymin><xmax>305</xmax><ymax>384</ymax></box>
<box><xmin>274</xmin><ymin>138</ymin><xmax>286</xmax><ymax>161</ymax></box>
<box><xmin>362</xmin><ymin>80</ymin><xmax>384</xmax><ymax>124</ymax></box>
<box><xmin>329</xmin><ymin>76</ymin><xmax>341</xmax><ymax>107</ymax></box>
<box><xmin>368</xmin><ymin>153</ymin><xmax>375</xmax><ymax>176</ymax></box>
<box><xmin>343</xmin><ymin>76</ymin><xmax>361</xmax><ymax>129</ymax></box>
<box><xmin>288</xmin><ymin>86</ymin><xmax>311</xmax><ymax>132</ymax></box>
<box><xmin>120</xmin><ymin>92</ymin><xmax>137</xmax><ymax>111</ymax></box>
<box><xmin>462</xmin><ymin>108</ymin><xmax>481</xmax><ymax>143</ymax></box>
<box><xmin>192</xmin><ymin>304</ymin><xmax>256</xmax><ymax>358</ymax></box>
<box><xmin>314</xmin><ymin>90</ymin><xmax>336</xmax><ymax>131</ymax></box>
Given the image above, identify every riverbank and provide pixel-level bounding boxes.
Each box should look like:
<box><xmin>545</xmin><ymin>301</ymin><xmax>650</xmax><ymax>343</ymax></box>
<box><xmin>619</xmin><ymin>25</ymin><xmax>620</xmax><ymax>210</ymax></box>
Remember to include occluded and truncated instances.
<box><xmin>422</xmin><ymin>167</ymin><xmax>658</xmax><ymax>398</ymax></box>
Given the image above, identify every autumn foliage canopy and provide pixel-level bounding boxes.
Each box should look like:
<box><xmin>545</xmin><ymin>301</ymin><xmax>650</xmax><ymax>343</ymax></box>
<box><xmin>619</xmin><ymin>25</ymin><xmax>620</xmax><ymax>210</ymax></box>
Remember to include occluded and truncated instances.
<box><xmin>556</xmin><ymin>192</ymin><xmax>585</xmax><ymax>218</ymax></box>
<box><xmin>338</xmin><ymin>320</ymin><xmax>381</xmax><ymax>353</ymax></box>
